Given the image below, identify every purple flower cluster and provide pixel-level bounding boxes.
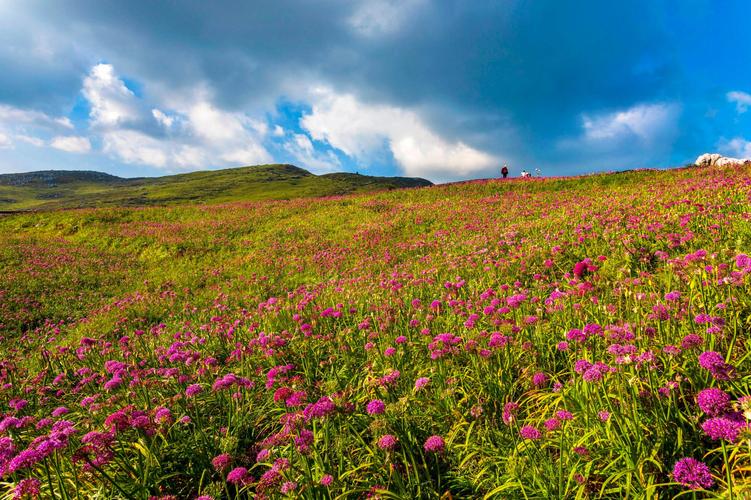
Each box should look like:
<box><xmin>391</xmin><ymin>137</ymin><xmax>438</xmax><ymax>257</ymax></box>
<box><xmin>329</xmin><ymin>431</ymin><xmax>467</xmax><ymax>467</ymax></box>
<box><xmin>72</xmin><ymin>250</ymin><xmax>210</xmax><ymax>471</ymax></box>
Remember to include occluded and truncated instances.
<box><xmin>423</xmin><ymin>435</ymin><xmax>445</xmax><ymax>453</ymax></box>
<box><xmin>366</xmin><ymin>399</ymin><xmax>386</xmax><ymax>415</ymax></box>
<box><xmin>672</xmin><ymin>457</ymin><xmax>714</xmax><ymax>490</ymax></box>
<box><xmin>696</xmin><ymin>388</ymin><xmax>730</xmax><ymax>416</ymax></box>
<box><xmin>378</xmin><ymin>434</ymin><xmax>398</xmax><ymax>450</ymax></box>
<box><xmin>698</xmin><ymin>351</ymin><xmax>733</xmax><ymax>380</ymax></box>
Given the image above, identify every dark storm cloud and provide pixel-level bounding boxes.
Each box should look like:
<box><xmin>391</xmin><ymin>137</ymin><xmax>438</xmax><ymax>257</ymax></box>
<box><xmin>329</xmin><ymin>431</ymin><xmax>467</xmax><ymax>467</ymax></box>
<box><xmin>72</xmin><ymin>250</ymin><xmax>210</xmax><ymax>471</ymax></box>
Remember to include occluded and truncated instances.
<box><xmin>1</xmin><ymin>0</ymin><xmax>750</xmax><ymax>177</ymax></box>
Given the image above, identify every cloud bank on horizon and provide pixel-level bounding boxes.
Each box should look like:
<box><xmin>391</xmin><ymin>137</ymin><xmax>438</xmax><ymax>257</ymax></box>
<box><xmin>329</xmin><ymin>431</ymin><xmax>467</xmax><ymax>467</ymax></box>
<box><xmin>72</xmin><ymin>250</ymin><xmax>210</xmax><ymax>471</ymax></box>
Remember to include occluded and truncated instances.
<box><xmin>0</xmin><ymin>0</ymin><xmax>750</xmax><ymax>182</ymax></box>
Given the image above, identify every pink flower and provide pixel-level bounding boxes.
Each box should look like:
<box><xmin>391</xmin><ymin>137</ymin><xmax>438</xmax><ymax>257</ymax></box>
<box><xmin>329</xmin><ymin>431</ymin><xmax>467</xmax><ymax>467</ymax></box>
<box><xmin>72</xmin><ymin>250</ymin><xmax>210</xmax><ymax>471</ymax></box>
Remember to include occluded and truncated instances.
<box><xmin>519</xmin><ymin>425</ymin><xmax>541</xmax><ymax>440</ymax></box>
<box><xmin>378</xmin><ymin>434</ymin><xmax>398</xmax><ymax>450</ymax></box>
<box><xmin>226</xmin><ymin>466</ymin><xmax>248</xmax><ymax>484</ymax></box>
<box><xmin>212</xmin><ymin>453</ymin><xmax>232</xmax><ymax>472</ymax></box>
<box><xmin>366</xmin><ymin>399</ymin><xmax>386</xmax><ymax>415</ymax></box>
<box><xmin>532</xmin><ymin>372</ymin><xmax>547</xmax><ymax>387</ymax></box>
<box><xmin>320</xmin><ymin>474</ymin><xmax>334</xmax><ymax>486</ymax></box>
<box><xmin>697</xmin><ymin>388</ymin><xmax>730</xmax><ymax>416</ymax></box>
<box><xmin>414</xmin><ymin>377</ymin><xmax>430</xmax><ymax>390</ymax></box>
<box><xmin>423</xmin><ymin>435</ymin><xmax>445</xmax><ymax>453</ymax></box>
<box><xmin>185</xmin><ymin>384</ymin><xmax>202</xmax><ymax>397</ymax></box>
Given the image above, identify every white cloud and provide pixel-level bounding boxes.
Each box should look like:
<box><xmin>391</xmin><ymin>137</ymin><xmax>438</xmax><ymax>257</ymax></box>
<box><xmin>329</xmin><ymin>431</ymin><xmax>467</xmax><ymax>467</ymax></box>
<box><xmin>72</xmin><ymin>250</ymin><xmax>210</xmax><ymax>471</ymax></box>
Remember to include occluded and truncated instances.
<box><xmin>81</xmin><ymin>64</ymin><xmax>273</xmax><ymax>170</ymax></box>
<box><xmin>727</xmin><ymin>91</ymin><xmax>751</xmax><ymax>114</ymax></box>
<box><xmin>283</xmin><ymin>133</ymin><xmax>341</xmax><ymax>173</ymax></box>
<box><xmin>273</xmin><ymin>125</ymin><xmax>285</xmax><ymax>137</ymax></box>
<box><xmin>301</xmin><ymin>87</ymin><xmax>496</xmax><ymax>178</ymax></box>
<box><xmin>348</xmin><ymin>0</ymin><xmax>425</xmax><ymax>37</ymax></box>
<box><xmin>50</xmin><ymin>135</ymin><xmax>92</xmax><ymax>153</ymax></box>
<box><xmin>83</xmin><ymin>63</ymin><xmax>141</xmax><ymax>126</ymax></box>
<box><xmin>16</xmin><ymin>135</ymin><xmax>45</xmax><ymax>147</ymax></box>
<box><xmin>151</xmin><ymin>108</ymin><xmax>174</xmax><ymax>128</ymax></box>
<box><xmin>0</xmin><ymin>104</ymin><xmax>73</xmax><ymax>130</ymax></box>
<box><xmin>102</xmin><ymin>130</ymin><xmax>168</xmax><ymax>167</ymax></box>
<box><xmin>720</xmin><ymin>137</ymin><xmax>751</xmax><ymax>158</ymax></box>
<box><xmin>0</xmin><ymin>104</ymin><xmax>72</xmax><ymax>153</ymax></box>
<box><xmin>581</xmin><ymin>103</ymin><xmax>679</xmax><ymax>144</ymax></box>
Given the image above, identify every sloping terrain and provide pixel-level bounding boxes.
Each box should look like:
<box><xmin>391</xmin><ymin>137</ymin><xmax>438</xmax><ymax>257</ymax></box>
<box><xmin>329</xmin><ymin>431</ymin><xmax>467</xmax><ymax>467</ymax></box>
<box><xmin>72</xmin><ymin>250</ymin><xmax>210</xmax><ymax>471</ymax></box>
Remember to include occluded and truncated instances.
<box><xmin>0</xmin><ymin>164</ymin><xmax>432</xmax><ymax>211</ymax></box>
<box><xmin>0</xmin><ymin>164</ymin><xmax>749</xmax><ymax>498</ymax></box>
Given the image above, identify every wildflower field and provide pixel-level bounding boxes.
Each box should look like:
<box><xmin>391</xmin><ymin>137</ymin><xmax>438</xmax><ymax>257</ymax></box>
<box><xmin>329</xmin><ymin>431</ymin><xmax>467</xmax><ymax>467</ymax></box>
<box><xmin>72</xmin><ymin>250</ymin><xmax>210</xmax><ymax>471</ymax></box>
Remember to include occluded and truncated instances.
<box><xmin>1</xmin><ymin>164</ymin><xmax>750</xmax><ymax>499</ymax></box>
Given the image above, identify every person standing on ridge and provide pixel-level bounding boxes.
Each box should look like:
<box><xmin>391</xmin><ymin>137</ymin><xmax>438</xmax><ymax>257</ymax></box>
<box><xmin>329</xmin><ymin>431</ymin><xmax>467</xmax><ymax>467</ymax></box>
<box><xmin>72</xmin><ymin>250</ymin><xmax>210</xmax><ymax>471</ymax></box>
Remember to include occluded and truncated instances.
<box><xmin>501</xmin><ymin>163</ymin><xmax>509</xmax><ymax>179</ymax></box>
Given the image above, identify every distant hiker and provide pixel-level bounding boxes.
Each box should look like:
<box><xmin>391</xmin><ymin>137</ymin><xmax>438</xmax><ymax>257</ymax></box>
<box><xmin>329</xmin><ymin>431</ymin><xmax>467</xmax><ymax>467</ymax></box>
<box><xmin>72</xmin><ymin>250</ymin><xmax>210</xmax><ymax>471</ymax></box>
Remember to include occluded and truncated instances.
<box><xmin>501</xmin><ymin>163</ymin><xmax>509</xmax><ymax>179</ymax></box>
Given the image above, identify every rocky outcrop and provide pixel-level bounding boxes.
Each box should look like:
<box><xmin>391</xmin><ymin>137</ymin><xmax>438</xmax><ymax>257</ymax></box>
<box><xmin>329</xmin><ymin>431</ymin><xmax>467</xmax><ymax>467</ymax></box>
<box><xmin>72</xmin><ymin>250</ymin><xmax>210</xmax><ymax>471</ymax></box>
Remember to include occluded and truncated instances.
<box><xmin>695</xmin><ymin>153</ymin><xmax>750</xmax><ymax>167</ymax></box>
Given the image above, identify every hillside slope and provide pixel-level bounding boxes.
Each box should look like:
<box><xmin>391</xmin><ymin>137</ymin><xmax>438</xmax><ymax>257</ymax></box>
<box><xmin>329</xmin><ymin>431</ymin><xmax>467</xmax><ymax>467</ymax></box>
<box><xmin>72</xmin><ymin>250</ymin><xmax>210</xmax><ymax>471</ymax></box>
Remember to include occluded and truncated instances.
<box><xmin>0</xmin><ymin>164</ymin><xmax>432</xmax><ymax>211</ymax></box>
<box><xmin>0</xmin><ymin>164</ymin><xmax>749</xmax><ymax>498</ymax></box>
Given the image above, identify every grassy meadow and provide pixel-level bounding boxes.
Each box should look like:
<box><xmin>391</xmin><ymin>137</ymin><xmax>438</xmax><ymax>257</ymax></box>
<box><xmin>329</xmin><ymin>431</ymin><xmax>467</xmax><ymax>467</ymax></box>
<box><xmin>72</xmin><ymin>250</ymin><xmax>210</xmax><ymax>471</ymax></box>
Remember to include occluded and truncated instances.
<box><xmin>0</xmin><ymin>165</ymin><xmax>431</xmax><ymax>211</ymax></box>
<box><xmin>0</xmin><ymin>164</ymin><xmax>750</xmax><ymax>498</ymax></box>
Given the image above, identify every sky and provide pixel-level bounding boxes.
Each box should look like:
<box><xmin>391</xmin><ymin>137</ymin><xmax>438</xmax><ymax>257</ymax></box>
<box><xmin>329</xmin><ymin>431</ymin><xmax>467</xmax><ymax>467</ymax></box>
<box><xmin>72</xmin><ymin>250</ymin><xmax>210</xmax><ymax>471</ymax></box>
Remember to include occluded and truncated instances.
<box><xmin>0</xmin><ymin>1</ymin><xmax>750</xmax><ymax>183</ymax></box>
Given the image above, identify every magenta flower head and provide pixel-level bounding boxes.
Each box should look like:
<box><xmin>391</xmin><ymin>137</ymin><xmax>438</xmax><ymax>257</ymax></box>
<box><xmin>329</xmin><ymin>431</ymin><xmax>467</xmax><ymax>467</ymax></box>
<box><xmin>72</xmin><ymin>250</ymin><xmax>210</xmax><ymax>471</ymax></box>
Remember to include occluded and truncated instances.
<box><xmin>51</xmin><ymin>407</ymin><xmax>69</xmax><ymax>417</ymax></box>
<box><xmin>701</xmin><ymin>417</ymin><xmax>741</xmax><ymax>442</ymax></box>
<box><xmin>280</xmin><ymin>481</ymin><xmax>297</xmax><ymax>494</ymax></box>
<box><xmin>696</xmin><ymin>388</ymin><xmax>730</xmax><ymax>416</ymax></box>
<box><xmin>185</xmin><ymin>384</ymin><xmax>202</xmax><ymax>397</ymax></box>
<box><xmin>544</xmin><ymin>418</ymin><xmax>560</xmax><ymax>431</ymax></box>
<box><xmin>698</xmin><ymin>351</ymin><xmax>733</xmax><ymax>380</ymax></box>
<box><xmin>14</xmin><ymin>478</ymin><xmax>41</xmax><ymax>499</ymax></box>
<box><xmin>519</xmin><ymin>425</ymin><xmax>541</xmax><ymax>440</ymax></box>
<box><xmin>320</xmin><ymin>474</ymin><xmax>334</xmax><ymax>486</ymax></box>
<box><xmin>211</xmin><ymin>453</ymin><xmax>232</xmax><ymax>472</ymax></box>
<box><xmin>502</xmin><ymin>402</ymin><xmax>519</xmax><ymax>425</ymax></box>
<box><xmin>736</xmin><ymin>253</ymin><xmax>751</xmax><ymax>269</ymax></box>
<box><xmin>226</xmin><ymin>466</ymin><xmax>249</xmax><ymax>485</ymax></box>
<box><xmin>414</xmin><ymin>377</ymin><xmax>430</xmax><ymax>390</ymax></box>
<box><xmin>556</xmin><ymin>410</ymin><xmax>573</xmax><ymax>421</ymax></box>
<box><xmin>681</xmin><ymin>334</ymin><xmax>702</xmax><ymax>350</ymax></box>
<box><xmin>366</xmin><ymin>399</ymin><xmax>386</xmax><ymax>415</ymax></box>
<box><xmin>423</xmin><ymin>435</ymin><xmax>445</xmax><ymax>453</ymax></box>
<box><xmin>672</xmin><ymin>457</ymin><xmax>714</xmax><ymax>490</ymax></box>
<box><xmin>378</xmin><ymin>434</ymin><xmax>398</xmax><ymax>450</ymax></box>
<box><xmin>531</xmin><ymin>372</ymin><xmax>547</xmax><ymax>387</ymax></box>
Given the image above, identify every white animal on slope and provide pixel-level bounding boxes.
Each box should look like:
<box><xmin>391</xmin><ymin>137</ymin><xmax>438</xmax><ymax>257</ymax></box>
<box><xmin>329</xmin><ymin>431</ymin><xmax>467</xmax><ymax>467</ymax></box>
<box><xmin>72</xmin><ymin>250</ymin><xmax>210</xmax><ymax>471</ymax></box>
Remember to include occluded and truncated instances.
<box><xmin>695</xmin><ymin>153</ymin><xmax>750</xmax><ymax>167</ymax></box>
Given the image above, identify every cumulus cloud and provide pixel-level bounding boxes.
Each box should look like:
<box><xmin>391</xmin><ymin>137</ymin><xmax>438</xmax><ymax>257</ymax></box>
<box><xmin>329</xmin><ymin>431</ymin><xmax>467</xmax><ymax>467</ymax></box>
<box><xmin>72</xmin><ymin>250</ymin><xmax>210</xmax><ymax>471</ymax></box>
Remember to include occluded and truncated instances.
<box><xmin>102</xmin><ymin>130</ymin><xmax>169</xmax><ymax>167</ymax></box>
<box><xmin>301</xmin><ymin>88</ymin><xmax>497</xmax><ymax>179</ymax></box>
<box><xmin>0</xmin><ymin>104</ymin><xmax>74</xmax><ymax>153</ymax></box>
<box><xmin>348</xmin><ymin>0</ymin><xmax>426</xmax><ymax>37</ymax></box>
<box><xmin>151</xmin><ymin>109</ymin><xmax>174</xmax><ymax>128</ymax></box>
<box><xmin>82</xmin><ymin>64</ymin><xmax>272</xmax><ymax>170</ymax></box>
<box><xmin>16</xmin><ymin>135</ymin><xmax>45</xmax><ymax>147</ymax></box>
<box><xmin>50</xmin><ymin>135</ymin><xmax>91</xmax><ymax>153</ymax></box>
<box><xmin>283</xmin><ymin>133</ymin><xmax>341</xmax><ymax>173</ymax></box>
<box><xmin>727</xmin><ymin>91</ymin><xmax>751</xmax><ymax>114</ymax></box>
<box><xmin>0</xmin><ymin>104</ymin><xmax>72</xmax><ymax>130</ymax></box>
<box><xmin>552</xmin><ymin>102</ymin><xmax>682</xmax><ymax>171</ymax></box>
<box><xmin>720</xmin><ymin>137</ymin><xmax>751</xmax><ymax>158</ymax></box>
<box><xmin>581</xmin><ymin>103</ymin><xmax>680</xmax><ymax>144</ymax></box>
<box><xmin>83</xmin><ymin>64</ymin><xmax>141</xmax><ymax>127</ymax></box>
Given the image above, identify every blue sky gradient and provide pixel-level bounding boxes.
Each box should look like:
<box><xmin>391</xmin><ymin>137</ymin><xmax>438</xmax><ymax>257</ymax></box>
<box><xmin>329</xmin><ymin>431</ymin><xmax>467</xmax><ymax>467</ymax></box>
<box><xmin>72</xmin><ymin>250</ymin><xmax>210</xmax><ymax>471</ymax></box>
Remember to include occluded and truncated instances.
<box><xmin>0</xmin><ymin>0</ymin><xmax>750</xmax><ymax>182</ymax></box>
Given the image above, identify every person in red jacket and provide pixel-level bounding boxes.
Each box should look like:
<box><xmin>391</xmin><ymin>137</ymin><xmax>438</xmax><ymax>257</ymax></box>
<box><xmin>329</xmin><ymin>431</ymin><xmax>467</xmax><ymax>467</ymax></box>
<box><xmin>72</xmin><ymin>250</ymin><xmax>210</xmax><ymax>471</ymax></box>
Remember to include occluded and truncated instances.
<box><xmin>501</xmin><ymin>163</ymin><xmax>509</xmax><ymax>178</ymax></box>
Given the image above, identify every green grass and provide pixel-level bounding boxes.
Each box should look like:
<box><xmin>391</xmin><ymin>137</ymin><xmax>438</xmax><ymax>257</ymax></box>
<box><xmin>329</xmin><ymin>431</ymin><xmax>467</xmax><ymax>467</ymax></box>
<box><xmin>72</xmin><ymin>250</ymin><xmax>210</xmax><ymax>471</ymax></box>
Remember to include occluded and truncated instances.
<box><xmin>0</xmin><ymin>164</ymin><xmax>432</xmax><ymax>211</ymax></box>
<box><xmin>1</xmin><ymin>164</ymin><xmax>750</xmax><ymax>498</ymax></box>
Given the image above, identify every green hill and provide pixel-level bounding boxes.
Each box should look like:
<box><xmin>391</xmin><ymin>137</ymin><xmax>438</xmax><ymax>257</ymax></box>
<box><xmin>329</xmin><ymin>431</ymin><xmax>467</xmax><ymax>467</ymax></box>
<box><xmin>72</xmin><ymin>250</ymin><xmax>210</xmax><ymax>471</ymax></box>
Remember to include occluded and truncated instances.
<box><xmin>0</xmin><ymin>164</ymin><xmax>432</xmax><ymax>211</ymax></box>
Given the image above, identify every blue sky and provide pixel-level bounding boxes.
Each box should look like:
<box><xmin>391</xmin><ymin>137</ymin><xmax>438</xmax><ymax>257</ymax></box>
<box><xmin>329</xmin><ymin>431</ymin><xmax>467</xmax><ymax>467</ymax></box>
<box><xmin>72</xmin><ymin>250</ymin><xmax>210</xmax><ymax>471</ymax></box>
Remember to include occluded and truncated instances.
<box><xmin>0</xmin><ymin>1</ymin><xmax>750</xmax><ymax>182</ymax></box>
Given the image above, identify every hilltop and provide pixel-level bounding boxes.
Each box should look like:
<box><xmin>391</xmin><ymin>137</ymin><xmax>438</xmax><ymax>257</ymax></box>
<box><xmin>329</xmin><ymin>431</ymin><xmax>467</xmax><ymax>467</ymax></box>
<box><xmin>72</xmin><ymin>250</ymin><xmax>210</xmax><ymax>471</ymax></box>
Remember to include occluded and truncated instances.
<box><xmin>0</xmin><ymin>164</ymin><xmax>432</xmax><ymax>211</ymax></box>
